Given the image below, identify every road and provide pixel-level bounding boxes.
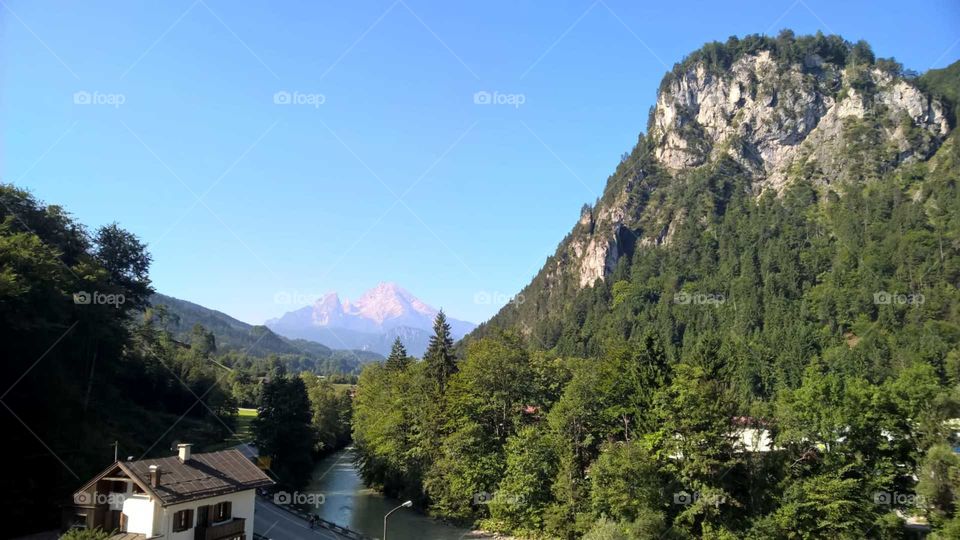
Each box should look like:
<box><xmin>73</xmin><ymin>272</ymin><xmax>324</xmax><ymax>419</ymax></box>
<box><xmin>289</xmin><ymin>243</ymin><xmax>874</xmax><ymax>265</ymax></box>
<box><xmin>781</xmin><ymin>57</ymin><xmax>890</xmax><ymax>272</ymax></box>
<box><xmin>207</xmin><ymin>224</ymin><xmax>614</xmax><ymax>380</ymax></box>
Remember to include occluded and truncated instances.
<box><xmin>254</xmin><ymin>498</ymin><xmax>352</xmax><ymax>540</ymax></box>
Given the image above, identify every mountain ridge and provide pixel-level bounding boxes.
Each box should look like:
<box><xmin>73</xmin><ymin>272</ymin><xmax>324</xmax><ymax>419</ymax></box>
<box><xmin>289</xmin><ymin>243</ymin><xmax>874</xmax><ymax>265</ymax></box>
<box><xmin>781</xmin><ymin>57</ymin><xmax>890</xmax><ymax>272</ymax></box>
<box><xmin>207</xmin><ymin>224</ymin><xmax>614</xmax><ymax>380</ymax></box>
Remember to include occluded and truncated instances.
<box><xmin>150</xmin><ymin>292</ymin><xmax>383</xmax><ymax>373</ymax></box>
<box><xmin>471</xmin><ymin>33</ymin><xmax>959</xmax><ymax>346</ymax></box>
<box><xmin>266</xmin><ymin>282</ymin><xmax>476</xmax><ymax>356</ymax></box>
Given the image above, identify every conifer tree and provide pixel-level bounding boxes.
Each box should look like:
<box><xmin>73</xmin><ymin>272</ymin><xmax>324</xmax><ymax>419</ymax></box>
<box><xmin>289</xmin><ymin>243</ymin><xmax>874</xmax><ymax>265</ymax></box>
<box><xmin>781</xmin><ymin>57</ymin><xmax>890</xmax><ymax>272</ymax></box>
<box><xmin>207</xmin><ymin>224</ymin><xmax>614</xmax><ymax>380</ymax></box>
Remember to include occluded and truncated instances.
<box><xmin>385</xmin><ymin>336</ymin><xmax>410</xmax><ymax>371</ymax></box>
<box><xmin>424</xmin><ymin>310</ymin><xmax>457</xmax><ymax>392</ymax></box>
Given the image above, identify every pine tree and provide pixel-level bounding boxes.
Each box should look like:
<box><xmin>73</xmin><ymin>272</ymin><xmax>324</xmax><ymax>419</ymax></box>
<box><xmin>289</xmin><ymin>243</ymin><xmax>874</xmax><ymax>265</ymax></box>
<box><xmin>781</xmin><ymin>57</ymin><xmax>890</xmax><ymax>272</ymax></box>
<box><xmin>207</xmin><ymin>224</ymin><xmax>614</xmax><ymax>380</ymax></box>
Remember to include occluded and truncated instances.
<box><xmin>385</xmin><ymin>337</ymin><xmax>410</xmax><ymax>371</ymax></box>
<box><xmin>254</xmin><ymin>375</ymin><xmax>314</xmax><ymax>490</ymax></box>
<box><xmin>424</xmin><ymin>310</ymin><xmax>457</xmax><ymax>392</ymax></box>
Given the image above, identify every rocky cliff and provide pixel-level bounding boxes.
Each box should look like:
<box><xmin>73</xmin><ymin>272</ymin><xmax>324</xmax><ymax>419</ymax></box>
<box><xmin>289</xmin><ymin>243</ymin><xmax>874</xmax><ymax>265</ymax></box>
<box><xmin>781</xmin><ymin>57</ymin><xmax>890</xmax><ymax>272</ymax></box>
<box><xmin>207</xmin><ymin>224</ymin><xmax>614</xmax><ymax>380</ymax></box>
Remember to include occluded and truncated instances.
<box><xmin>473</xmin><ymin>33</ymin><xmax>957</xmax><ymax>341</ymax></box>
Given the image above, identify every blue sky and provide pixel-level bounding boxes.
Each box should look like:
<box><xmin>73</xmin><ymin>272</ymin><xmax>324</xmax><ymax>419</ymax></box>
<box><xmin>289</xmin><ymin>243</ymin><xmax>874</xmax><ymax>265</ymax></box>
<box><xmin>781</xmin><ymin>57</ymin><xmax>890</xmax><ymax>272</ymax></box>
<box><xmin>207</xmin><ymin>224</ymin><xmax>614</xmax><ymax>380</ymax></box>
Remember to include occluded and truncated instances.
<box><xmin>3</xmin><ymin>0</ymin><xmax>958</xmax><ymax>325</ymax></box>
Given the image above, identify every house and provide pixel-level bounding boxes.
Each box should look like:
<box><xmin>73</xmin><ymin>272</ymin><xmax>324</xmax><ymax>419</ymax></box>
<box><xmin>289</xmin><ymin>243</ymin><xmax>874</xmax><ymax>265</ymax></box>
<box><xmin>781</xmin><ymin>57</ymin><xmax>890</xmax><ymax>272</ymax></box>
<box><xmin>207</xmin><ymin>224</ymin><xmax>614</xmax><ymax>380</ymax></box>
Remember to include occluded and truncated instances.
<box><xmin>65</xmin><ymin>444</ymin><xmax>273</xmax><ymax>540</ymax></box>
<box><xmin>733</xmin><ymin>427</ymin><xmax>776</xmax><ymax>453</ymax></box>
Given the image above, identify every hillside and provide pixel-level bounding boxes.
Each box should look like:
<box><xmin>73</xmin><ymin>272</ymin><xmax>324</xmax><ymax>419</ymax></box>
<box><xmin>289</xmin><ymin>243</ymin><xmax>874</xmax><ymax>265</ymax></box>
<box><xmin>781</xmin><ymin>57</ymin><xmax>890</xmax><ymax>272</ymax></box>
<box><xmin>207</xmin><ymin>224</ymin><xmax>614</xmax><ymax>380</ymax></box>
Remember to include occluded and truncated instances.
<box><xmin>355</xmin><ymin>33</ymin><xmax>960</xmax><ymax>539</ymax></box>
<box><xmin>151</xmin><ymin>293</ymin><xmax>382</xmax><ymax>373</ymax></box>
<box><xmin>473</xmin><ymin>33</ymin><xmax>958</xmax><ymax>358</ymax></box>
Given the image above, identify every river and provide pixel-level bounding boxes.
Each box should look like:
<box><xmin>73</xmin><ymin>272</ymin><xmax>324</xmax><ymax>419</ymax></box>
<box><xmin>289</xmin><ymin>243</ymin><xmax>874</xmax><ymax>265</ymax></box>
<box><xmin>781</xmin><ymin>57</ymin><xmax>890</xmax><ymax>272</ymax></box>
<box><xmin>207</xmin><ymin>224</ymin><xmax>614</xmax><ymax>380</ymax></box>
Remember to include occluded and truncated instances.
<box><xmin>304</xmin><ymin>447</ymin><xmax>475</xmax><ymax>539</ymax></box>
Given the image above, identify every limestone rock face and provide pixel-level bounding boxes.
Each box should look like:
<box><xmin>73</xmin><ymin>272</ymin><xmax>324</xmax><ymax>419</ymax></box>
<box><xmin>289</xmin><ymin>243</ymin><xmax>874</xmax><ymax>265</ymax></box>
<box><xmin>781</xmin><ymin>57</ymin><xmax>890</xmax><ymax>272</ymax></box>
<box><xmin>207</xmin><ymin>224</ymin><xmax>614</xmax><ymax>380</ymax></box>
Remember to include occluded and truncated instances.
<box><xmin>651</xmin><ymin>52</ymin><xmax>949</xmax><ymax>192</ymax></box>
<box><xmin>490</xmin><ymin>40</ymin><xmax>955</xmax><ymax>307</ymax></box>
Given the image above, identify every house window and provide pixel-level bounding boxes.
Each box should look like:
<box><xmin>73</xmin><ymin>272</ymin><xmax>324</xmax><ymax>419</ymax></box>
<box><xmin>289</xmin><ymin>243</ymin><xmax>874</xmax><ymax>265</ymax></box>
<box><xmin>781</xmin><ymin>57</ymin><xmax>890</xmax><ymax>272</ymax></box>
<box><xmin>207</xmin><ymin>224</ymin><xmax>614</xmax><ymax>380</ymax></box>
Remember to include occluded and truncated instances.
<box><xmin>213</xmin><ymin>501</ymin><xmax>232</xmax><ymax>522</ymax></box>
<box><xmin>197</xmin><ymin>505</ymin><xmax>211</xmax><ymax>527</ymax></box>
<box><xmin>172</xmin><ymin>509</ymin><xmax>193</xmax><ymax>532</ymax></box>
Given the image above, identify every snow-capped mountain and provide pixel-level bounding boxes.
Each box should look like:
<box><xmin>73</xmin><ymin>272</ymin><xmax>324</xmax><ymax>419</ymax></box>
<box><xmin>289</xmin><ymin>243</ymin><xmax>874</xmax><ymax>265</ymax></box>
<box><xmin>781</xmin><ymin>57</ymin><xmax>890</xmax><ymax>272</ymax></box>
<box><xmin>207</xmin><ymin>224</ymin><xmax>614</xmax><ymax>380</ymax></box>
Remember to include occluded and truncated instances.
<box><xmin>265</xmin><ymin>282</ymin><xmax>476</xmax><ymax>356</ymax></box>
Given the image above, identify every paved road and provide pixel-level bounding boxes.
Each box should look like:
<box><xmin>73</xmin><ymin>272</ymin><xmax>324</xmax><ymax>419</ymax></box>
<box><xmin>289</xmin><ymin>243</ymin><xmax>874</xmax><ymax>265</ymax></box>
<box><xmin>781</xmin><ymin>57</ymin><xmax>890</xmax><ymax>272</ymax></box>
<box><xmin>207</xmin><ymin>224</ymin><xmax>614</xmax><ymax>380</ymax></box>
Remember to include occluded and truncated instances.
<box><xmin>254</xmin><ymin>498</ymin><xmax>352</xmax><ymax>540</ymax></box>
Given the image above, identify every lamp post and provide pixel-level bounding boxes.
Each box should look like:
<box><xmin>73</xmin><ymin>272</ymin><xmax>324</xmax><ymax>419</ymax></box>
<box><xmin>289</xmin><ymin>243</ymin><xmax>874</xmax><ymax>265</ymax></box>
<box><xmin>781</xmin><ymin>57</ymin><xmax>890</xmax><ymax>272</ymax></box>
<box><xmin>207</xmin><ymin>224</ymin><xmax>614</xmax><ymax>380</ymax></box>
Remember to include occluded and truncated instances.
<box><xmin>383</xmin><ymin>500</ymin><xmax>412</xmax><ymax>540</ymax></box>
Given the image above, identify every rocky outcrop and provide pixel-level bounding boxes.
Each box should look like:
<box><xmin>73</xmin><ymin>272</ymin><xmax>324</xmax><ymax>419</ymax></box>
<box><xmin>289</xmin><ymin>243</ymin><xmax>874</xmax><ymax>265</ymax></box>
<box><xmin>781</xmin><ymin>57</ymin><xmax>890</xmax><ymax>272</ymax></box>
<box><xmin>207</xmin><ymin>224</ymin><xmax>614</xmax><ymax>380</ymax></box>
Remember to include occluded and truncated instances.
<box><xmin>651</xmin><ymin>52</ymin><xmax>949</xmax><ymax>192</ymax></box>
<box><xmin>496</xmin><ymin>37</ymin><xmax>955</xmax><ymax>299</ymax></box>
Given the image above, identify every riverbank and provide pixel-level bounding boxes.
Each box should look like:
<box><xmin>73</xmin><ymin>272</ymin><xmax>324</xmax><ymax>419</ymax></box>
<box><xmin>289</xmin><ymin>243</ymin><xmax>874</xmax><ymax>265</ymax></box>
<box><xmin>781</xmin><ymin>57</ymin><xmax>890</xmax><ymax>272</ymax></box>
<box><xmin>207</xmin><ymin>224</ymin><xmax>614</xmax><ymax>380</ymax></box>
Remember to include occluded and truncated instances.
<box><xmin>305</xmin><ymin>447</ymin><xmax>473</xmax><ymax>539</ymax></box>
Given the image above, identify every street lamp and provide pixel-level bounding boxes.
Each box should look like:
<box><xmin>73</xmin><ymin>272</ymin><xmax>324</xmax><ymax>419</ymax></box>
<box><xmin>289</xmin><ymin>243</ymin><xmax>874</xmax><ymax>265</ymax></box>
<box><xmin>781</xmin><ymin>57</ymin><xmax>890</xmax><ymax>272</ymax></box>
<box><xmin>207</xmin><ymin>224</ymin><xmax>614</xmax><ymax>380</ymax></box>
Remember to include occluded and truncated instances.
<box><xmin>383</xmin><ymin>500</ymin><xmax>412</xmax><ymax>540</ymax></box>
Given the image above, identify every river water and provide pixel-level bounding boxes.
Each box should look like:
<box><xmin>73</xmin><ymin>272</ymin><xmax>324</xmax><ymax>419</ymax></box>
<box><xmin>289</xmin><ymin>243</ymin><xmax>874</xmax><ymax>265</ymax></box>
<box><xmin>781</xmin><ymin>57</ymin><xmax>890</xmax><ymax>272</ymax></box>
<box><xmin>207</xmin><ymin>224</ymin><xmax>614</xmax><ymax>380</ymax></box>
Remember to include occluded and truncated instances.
<box><xmin>304</xmin><ymin>447</ymin><xmax>473</xmax><ymax>539</ymax></box>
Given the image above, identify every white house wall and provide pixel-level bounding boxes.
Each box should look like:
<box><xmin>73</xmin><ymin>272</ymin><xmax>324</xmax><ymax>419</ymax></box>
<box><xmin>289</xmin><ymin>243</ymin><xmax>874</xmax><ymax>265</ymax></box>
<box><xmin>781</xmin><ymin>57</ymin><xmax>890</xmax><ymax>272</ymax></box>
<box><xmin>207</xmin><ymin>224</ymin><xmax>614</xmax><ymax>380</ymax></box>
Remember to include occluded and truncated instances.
<box><xmin>157</xmin><ymin>489</ymin><xmax>256</xmax><ymax>540</ymax></box>
<box><xmin>121</xmin><ymin>496</ymin><xmax>154</xmax><ymax>536</ymax></box>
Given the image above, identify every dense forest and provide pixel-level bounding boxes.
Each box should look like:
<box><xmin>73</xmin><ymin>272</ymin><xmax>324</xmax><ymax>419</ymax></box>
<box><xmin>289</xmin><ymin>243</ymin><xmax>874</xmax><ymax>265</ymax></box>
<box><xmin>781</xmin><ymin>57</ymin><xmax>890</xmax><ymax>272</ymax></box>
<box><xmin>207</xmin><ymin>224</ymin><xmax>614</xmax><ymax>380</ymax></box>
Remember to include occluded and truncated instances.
<box><xmin>0</xmin><ymin>184</ymin><xmax>354</xmax><ymax>535</ymax></box>
<box><xmin>352</xmin><ymin>34</ymin><xmax>960</xmax><ymax>538</ymax></box>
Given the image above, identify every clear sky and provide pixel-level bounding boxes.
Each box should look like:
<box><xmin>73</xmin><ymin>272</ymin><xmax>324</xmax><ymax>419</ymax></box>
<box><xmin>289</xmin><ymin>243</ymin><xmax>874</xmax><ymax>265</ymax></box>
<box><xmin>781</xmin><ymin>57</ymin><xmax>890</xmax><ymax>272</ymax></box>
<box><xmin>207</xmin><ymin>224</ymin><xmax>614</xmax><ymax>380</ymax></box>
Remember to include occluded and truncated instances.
<box><xmin>3</xmin><ymin>0</ymin><xmax>958</xmax><ymax>325</ymax></box>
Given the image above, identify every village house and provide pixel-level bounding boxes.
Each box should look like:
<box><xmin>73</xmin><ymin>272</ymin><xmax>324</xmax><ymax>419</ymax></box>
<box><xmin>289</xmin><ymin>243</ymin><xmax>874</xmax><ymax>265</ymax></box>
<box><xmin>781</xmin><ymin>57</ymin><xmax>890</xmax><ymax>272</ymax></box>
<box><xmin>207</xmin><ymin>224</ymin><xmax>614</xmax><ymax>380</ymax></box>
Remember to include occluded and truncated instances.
<box><xmin>65</xmin><ymin>444</ymin><xmax>273</xmax><ymax>540</ymax></box>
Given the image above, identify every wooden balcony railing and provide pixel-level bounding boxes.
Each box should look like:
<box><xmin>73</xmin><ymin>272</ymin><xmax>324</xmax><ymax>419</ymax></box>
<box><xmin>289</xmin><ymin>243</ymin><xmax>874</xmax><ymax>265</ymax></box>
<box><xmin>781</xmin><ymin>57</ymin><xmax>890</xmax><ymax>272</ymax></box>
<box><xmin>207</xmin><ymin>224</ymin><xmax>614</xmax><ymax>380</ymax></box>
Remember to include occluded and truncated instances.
<box><xmin>194</xmin><ymin>517</ymin><xmax>245</xmax><ymax>540</ymax></box>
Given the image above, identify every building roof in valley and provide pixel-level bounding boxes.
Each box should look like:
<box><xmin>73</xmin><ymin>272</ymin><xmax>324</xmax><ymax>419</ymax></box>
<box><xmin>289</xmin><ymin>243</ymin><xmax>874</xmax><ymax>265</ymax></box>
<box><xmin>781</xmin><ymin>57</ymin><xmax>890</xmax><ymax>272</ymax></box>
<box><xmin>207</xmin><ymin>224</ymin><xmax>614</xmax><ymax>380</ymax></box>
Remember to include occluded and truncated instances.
<box><xmin>76</xmin><ymin>448</ymin><xmax>273</xmax><ymax>507</ymax></box>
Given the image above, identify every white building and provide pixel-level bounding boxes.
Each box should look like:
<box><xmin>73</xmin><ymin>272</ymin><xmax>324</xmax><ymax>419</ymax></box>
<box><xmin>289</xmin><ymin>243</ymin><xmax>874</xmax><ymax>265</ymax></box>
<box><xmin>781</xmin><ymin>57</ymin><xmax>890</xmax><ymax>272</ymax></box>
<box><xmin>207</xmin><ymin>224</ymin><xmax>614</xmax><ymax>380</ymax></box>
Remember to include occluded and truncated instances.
<box><xmin>733</xmin><ymin>427</ymin><xmax>776</xmax><ymax>453</ymax></box>
<box><xmin>67</xmin><ymin>444</ymin><xmax>273</xmax><ymax>540</ymax></box>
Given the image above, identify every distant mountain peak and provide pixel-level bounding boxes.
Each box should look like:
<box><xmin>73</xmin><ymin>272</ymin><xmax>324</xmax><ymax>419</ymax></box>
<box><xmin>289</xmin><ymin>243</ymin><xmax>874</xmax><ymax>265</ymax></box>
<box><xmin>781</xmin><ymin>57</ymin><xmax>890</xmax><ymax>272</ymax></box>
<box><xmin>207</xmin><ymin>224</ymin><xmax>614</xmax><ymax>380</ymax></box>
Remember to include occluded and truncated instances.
<box><xmin>346</xmin><ymin>281</ymin><xmax>435</xmax><ymax>324</ymax></box>
<box><xmin>266</xmin><ymin>283</ymin><xmax>475</xmax><ymax>356</ymax></box>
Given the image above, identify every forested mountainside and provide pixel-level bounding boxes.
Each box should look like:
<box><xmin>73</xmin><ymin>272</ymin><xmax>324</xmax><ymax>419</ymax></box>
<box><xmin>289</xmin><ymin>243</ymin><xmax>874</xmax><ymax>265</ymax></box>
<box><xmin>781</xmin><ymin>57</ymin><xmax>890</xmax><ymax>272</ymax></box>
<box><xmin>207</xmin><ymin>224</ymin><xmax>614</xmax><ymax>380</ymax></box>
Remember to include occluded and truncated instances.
<box><xmin>0</xmin><ymin>185</ymin><xmax>240</xmax><ymax>534</ymax></box>
<box><xmin>473</xmin><ymin>32</ymin><xmax>958</xmax><ymax>363</ymax></box>
<box><xmin>355</xmin><ymin>33</ymin><xmax>960</xmax><ymax>539</ymax></box>
<box><xmin>0</xmin><ymin>185</ymin><xmax>367</xmax><ymax>535</ymax></box>
<box><xmin>151</xmin><ymin>293</ymin><xmax>382</xmax><ymax>374</ymax></box>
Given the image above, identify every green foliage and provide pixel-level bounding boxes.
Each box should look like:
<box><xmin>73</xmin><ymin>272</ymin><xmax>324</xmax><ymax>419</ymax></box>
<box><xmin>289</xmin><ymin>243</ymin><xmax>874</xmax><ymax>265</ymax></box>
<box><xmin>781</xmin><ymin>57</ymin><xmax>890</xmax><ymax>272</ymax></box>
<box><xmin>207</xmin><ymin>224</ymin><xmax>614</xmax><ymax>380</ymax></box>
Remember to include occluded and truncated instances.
<box><xmin>918</xmin><ymin>60</ymin><xmax>960</xmax><ymax>128</ymax></box>
<box><xmin>424</xmin><ymin>310</ymin><xmax>458</xmax><ymax>392</ymax></box>
<box><xmin>658</xmin><ymin>31</ymin><xmax>859</xmax><ymax>99</ymax></box>
<box><xmin>0</xmin><ymin>184</ymin><xmax>236</xmax><ymax>535</ymax></box>
<box><xmin>486</xmin><ymin>426</ymin><xmax>558</xmax><ymax>533</ymax></box>
<box><xmin>589</xmin><ymin>442</ymin><xmax>664</xmax><ymax>525</ymax></box>
<box><xmin>59</xmin><ymin>528</ymin><xmax>114</xmax><ymax>540</ymax></box>
<box><xmin>253</xmin><ymin>375</ymin><xmax>314</xmax><ymax>490</ymax></box>
<box><xmin>917</xmin><ymin>443</ymin><xmax>960</xmax><ymax>525</ymax></box>
<box><xmin>351</xmin><ymin>33</ymin><xmax>960</xmax><ymax>538</ymax></box>
<box><xmin>385</xmin><ymin>336</ymin><xmax>411</xmax><ymax>370</ymax></box>
<box><xmin>302</xmin><ymin>374</ymin><xmax>352</xmax><ymax>454</ymax></box>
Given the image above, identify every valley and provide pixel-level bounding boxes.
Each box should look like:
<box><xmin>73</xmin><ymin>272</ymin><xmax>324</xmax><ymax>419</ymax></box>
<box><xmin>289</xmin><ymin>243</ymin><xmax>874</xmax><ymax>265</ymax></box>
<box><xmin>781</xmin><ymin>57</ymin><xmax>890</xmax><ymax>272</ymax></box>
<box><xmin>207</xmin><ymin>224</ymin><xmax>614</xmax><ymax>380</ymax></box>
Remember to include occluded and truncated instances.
<box><xmin>4</xmin><ymin>12</ymin><xmax>960</xmax><ymax>540</ymax></box>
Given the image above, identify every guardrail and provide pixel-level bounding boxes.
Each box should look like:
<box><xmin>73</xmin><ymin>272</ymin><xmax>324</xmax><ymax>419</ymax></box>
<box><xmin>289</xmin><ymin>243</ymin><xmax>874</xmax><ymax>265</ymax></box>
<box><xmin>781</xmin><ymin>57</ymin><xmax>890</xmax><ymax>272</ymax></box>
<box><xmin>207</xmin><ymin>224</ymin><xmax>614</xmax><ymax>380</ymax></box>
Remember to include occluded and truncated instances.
<box><xmin>257</xmin><ymin>493</ymin><xmax>377</xmax><ymax>540</ymax></box>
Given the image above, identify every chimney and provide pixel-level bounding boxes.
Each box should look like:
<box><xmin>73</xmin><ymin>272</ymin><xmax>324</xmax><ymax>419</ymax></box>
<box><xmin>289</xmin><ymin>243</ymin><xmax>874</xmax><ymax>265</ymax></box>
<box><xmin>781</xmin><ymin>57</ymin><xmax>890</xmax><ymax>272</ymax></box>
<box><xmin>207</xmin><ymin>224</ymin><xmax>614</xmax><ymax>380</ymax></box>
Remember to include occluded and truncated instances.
<box><xmin>177</xmin><ymin>443</ymin><xmax>192</xmax><ymax>462</ymax></box>
<box><xmin>148</xmin><ymin>465</ymin><xmax>160</xmax><ymax>487</ymax></box>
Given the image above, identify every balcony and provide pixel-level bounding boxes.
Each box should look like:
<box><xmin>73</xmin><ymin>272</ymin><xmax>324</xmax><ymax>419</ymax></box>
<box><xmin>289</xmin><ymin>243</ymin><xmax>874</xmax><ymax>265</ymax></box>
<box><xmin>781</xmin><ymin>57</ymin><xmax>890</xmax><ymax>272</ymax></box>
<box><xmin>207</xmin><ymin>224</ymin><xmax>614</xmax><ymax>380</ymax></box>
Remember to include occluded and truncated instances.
<box><xmin>194</xmin><ymin>517</ymin><xmax>245</xmax><ymax>540</ymax></box>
